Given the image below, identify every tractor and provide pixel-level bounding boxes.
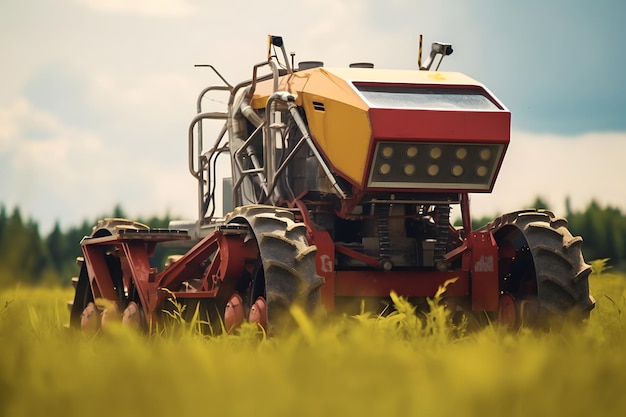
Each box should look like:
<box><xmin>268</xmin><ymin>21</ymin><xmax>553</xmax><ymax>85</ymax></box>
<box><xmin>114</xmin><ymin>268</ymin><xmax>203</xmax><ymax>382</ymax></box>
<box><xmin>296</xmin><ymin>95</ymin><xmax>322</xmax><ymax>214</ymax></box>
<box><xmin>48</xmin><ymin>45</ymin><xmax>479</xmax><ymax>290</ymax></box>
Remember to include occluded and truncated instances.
<box><xmin>69</xmin><ymin>35</ymin><xmax>595</xmax><ymax>334</ymax></box>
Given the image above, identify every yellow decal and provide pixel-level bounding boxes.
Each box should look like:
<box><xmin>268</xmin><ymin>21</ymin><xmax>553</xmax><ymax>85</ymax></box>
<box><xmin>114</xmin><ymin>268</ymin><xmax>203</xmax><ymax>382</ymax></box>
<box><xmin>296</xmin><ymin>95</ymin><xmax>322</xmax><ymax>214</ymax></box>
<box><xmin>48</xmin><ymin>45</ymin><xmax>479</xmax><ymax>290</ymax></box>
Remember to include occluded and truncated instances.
<box><xmin>428</xmin><ymin>72</ymin><xmax>447</xmax><ymax>81</ymax></box>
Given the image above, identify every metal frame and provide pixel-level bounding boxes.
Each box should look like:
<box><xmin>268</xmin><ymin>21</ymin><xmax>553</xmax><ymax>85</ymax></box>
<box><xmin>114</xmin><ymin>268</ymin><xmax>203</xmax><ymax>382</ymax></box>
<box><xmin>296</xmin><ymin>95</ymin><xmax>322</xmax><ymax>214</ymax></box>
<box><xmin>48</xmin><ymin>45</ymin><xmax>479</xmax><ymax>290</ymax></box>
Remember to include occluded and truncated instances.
<box><xmin>80</xmin><ymin>226</ymin><xmax>259</xmax><ymax>330</ymax></box>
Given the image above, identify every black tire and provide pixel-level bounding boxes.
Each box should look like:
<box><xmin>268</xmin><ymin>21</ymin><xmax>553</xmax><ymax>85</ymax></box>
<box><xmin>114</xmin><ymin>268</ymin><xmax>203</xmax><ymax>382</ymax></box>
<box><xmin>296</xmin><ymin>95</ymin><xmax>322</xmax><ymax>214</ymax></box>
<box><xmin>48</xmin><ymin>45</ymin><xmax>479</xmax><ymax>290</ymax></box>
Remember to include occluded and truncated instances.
<box><xmin>69</xmin><ymin>257</ymin><xmax>93</xmax><ymax>329</ymax></box>
<box><xmin>225</xmin><ymin>205</ymin><xmax>324</xmax><ymax>331</ymax></box>
<box><xmin>480</xmin><ymin>210</ymin><xmax>595</xmax><ymax>326</ymax></box>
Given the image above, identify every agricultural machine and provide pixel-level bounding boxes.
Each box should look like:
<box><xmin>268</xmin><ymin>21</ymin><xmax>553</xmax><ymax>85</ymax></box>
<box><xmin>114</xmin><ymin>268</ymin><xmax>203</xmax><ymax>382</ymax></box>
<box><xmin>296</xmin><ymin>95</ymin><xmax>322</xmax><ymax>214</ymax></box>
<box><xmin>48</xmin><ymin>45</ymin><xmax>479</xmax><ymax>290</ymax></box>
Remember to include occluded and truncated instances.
<box><xmin>70</xmin><ymin>36</ymin><xmax>595</xmax><ymax>333</ymax></box>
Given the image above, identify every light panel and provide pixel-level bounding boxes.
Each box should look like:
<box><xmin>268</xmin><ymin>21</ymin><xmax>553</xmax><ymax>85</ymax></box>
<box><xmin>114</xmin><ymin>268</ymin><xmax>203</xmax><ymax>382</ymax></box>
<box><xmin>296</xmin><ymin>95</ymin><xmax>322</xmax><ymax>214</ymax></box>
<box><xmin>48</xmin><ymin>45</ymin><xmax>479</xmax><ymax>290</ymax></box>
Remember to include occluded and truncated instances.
<box><xmin>368</xmin><ymin>141</ymin><xmax>504</xmax><ymax>190</ymax></box>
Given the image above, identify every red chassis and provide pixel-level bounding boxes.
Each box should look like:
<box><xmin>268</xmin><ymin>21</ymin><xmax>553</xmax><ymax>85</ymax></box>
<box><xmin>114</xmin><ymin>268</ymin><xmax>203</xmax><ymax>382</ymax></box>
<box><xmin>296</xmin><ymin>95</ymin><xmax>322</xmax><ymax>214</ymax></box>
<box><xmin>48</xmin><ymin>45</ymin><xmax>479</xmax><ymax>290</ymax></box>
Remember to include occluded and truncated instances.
<box><xmin>78</xmin><ymin>192</ymin><xmax>501</xmax><ymax>332</ymax></box>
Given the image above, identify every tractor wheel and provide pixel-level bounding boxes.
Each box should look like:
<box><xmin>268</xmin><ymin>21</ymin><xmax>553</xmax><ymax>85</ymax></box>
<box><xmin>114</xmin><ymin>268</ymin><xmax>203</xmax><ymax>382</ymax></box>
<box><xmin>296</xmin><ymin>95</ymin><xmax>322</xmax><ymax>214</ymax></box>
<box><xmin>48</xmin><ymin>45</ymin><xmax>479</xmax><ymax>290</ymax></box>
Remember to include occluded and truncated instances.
<box><xmin>68</xmin><ymin>257</ymin><xmax>94</xmax><ymax>330</ymax></box>
<box><xmin>68</xmin><ymin>218</ymin><xmax>149</xmax><ymax>332</ymax></box>
<box><xmin>225</xmin><ymin>205</ymin><xmax>325</xmax><ymax>333</ymax></box>
<box><xmin>480</xmin><ymin>210</ymin><xmax>595</xmax><ymax>328</ymax></box>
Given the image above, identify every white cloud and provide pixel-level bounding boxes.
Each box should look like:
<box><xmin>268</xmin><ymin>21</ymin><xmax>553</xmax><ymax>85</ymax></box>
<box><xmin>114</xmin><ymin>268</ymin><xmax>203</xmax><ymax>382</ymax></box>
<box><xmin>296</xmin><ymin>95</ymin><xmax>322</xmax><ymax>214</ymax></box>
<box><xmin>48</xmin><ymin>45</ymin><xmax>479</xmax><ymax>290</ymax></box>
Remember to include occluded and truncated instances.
<box><xmin>0</xmin><ymin>104</ymin><xmax>21</xmax><ymax>153</ymax></box>
<box><xmin>0</xmin><ymin>96</ymin><xmax>199</xmax><ymax>233</ymax></box>
<box><xmin>0</xmin><ymin>99</ymin><xmax>61</xmax><ymax>153</ymax></box>
<box><xmin>1</xmin><ymin>99</ymin><xmax>100</xmax><ymax>158</ymax></box>
<box><xmin>91</xmin><ymin>71</ymin><xmax>199</xmax><ymax>118</ymax></box>
<box><xmin>301</xmin><ymin>0</ymin><xmax>361</xmax><ymax>36</ymax></box>
<box><xmin>72</xmin><ymin>0</ymin><xmax>196</xmax><ymax>17</ymax></box>
<box><xmin>0</xmin><ymin>99</ymin><xmax>106</xmax><ymax>228</ymax></box>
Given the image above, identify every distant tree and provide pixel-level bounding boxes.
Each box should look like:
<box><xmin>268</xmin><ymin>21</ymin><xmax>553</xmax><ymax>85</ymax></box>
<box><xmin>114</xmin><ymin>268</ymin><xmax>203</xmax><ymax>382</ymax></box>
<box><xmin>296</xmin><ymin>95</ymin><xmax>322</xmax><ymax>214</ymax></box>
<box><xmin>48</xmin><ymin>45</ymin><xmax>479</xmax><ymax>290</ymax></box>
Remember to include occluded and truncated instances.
<box><xmin>46</xmin><ymin>221</ymin><xmax>65</xmax><ymax>272</ymax></box>
<box><xmin>112</xmin><ymin>204</ymin><xmax>126</xmax><ymax>219</ymax></box>
<box><xmin>471</xmin><ymin>215</ymin><xmax>495</xmax><ymax>230</ymax></box>
<box><xmin>0</xmin><ymin>205</ymin><xmax>6</xmax><ymax>243</ymax></box>
<box><xmin>0</xmin><ymin>208</ymin><xmax>48</xmax><ymax>285</ymax></box>
<box><xmin>565</xmin><ymin>196</ymin><xmax>573</xmax><ymax>218</ymax></box>
<box><xmin>530</xmin><ymin>196</ymin><xmax>550</xmax><ymax>210</ymax></box>
<box><xmin>566</xmin><ymin>200</ymin><xmax>626</xmax><ymax>266</ymax></box>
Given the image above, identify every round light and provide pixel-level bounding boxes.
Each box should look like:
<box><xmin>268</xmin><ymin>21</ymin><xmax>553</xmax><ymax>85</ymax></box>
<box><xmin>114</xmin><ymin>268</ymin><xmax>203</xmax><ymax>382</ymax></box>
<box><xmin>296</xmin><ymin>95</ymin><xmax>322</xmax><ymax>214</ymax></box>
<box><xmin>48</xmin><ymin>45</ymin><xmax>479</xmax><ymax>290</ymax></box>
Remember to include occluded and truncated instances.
<box><xmin>379</xmin><ymin>163</ymin><xmax>391</xmax><ymax>175</ymax></box>
<box><xmin>476</xmin><ymin>166</ymin><xmax>488</xmax><ymax>177</ymax></box>
<box><xmin>381</xmin><ymin>146</ymin><xmax>394</xmax><ymax>159</ymax></box>
<box><xmin>455</xmin><ymin>148</ymin><xmax>468</xmax><ymax>160</ymax></box>
<box><xmin>403</xmin><ymin>164</ymin><xmax>416</xmax><ymax>176</ymax></box>
<box><xmin>451</xmin><ymin>165</ymin><xmax>464</xmax><ymax>176</ymax></box>
<box><xmin>429</xmin><ymin>147</ymin><xmax>442</xmax><ymax>159</ymax></box>
<box><xmin>479</xmin><ymin>148</ymin><xmax>492</xmax><ymax>161</ymax></box>
<box><xmin>427</xmin><ymin>164</ymin><xmax>439</xmax><ymax>176</ymax></box>
<box><xmin>406</xmin><ymin>146</ymin><xmax>418</xmax><ymax>158</ymax></box>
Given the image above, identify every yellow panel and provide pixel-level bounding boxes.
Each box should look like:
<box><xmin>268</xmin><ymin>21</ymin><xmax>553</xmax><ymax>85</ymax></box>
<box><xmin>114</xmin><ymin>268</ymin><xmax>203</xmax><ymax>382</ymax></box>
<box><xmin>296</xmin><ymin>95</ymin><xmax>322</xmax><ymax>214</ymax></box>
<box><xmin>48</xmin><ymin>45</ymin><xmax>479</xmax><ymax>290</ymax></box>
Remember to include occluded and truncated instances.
<box><xmin>301</xmin><ymin>70</ymin><xmax>371</xmax><ymax>186</ymax></box>
<box><xmin>250</xmin><ymin>71</ymin><xmax>310</xmax><ymax>108</ymax></box>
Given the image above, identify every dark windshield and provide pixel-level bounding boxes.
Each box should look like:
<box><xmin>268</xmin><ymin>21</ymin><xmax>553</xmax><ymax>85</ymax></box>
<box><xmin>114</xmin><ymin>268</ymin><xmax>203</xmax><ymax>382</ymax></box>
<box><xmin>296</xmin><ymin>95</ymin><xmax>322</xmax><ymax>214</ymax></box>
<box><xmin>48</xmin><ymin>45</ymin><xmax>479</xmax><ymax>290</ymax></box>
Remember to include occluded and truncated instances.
<box><xmin>356</xmin><ymin>85</ymin><xmax>501</xmax><ymax>110</ymax></box>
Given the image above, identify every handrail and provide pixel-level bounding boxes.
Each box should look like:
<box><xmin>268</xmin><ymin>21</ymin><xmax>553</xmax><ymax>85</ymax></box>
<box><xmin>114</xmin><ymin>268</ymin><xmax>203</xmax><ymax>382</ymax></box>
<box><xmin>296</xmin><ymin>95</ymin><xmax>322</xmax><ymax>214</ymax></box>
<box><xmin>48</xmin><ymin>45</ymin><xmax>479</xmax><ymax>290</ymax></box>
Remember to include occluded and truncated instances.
<box><xmin>250</xmin><ymin>60</ymin><xmax>279</xmax><ymax>97</ymax></box>
<box><xmin>187</xmin><ymin>111</ymin><xmax>228</xmax><ymax>179</ymax></box>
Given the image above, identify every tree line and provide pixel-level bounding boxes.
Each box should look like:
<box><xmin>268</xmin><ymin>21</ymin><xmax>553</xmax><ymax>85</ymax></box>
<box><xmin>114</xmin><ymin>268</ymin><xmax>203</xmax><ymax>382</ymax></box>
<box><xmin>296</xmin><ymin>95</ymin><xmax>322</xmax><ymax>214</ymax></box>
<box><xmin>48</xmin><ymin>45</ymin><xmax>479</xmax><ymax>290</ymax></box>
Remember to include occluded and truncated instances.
<box><xmin>0</xmin><ymin>198</ymin><xmax>624</xmax><ymax>288</ymax></box>
<box><xmin>468</xmin><ymin>197</ymin><xmax>625</xmax><ymax>267</ymax></box>
<box><xmin>0</xmin><ymin>205</ymin><xmax>180</xmax><ymax>288</ymax></box>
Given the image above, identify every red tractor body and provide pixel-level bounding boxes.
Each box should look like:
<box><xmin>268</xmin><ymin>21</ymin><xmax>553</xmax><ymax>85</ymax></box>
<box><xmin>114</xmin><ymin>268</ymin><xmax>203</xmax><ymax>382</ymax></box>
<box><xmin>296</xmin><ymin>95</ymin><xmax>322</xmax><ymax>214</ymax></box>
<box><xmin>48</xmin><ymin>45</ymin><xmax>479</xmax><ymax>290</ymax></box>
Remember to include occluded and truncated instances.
<box><xmin>70</xmin><ymin>36</ymin><xmax>594</xmax><ymax>333</ymax></box>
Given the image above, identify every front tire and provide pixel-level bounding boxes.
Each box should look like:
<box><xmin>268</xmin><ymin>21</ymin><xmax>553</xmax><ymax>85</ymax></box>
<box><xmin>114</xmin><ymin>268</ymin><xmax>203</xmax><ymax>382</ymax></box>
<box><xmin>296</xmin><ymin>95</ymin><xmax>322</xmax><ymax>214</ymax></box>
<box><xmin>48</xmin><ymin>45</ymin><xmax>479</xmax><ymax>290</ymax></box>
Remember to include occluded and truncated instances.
<box><xmin>481</xmin><ymin>210</ymin><xmax>595</xmax><ymax>327</ymax></box>
<box><xmin>225</xmin><ymin>205</ymin><xmax>324</xmax><ymax>332</ymax></box>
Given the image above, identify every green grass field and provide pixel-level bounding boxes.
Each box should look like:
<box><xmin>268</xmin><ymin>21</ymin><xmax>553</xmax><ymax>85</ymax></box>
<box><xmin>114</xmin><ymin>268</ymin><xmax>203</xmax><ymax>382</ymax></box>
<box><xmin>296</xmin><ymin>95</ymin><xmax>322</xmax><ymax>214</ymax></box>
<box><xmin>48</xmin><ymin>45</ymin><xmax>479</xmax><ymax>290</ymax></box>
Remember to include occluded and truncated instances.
<box><xmin>1</xmin><ymin>268</ymin><xmax>625</xmax><ymax>417</ymax></box>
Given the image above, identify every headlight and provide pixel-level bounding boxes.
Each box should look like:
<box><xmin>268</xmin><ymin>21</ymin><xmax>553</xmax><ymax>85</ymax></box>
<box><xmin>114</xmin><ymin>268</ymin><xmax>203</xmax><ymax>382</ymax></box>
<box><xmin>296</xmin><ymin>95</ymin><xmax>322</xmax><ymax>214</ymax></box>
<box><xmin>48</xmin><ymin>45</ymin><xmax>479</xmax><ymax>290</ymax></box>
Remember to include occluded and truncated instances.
<box><xmin>368</xmin><ymin>141</ymin><xmax>504</xmax><ymax>190</ymax></box>
<box><xmin>381</xmin><ymin>146</ymin><xmax>394</xmax><ymax>159</ymax></box>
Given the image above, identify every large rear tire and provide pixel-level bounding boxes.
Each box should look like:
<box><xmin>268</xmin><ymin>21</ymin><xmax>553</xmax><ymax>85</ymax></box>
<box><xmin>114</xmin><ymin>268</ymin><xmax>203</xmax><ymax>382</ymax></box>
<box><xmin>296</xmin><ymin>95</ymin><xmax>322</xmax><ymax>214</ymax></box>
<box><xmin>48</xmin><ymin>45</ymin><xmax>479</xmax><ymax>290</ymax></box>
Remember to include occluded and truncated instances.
<box><xmin>225</xmin><ymin>205</ymin><xmax>324</xmax><ymax>333</ymax></box>
<box><xmin>480</xmin><ymin>210</ymin><xmax>595</xmax><ymax>327</ymax></box>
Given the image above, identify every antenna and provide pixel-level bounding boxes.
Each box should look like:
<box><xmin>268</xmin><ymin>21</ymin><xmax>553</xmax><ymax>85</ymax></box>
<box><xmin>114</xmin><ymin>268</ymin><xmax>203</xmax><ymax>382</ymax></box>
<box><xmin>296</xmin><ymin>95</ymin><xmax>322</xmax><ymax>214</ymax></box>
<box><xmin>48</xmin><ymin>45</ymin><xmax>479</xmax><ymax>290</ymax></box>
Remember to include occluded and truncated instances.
<box><xmin>419</xmin><ymin>40</ymin><xmax>453</xmax><ymax>71</ymax></box>
<box><xmin>418</xmin><ymin>34</ymin><xmax>423</xmax><ymax>69</ymax></box>
<box><xmin>267</xmin><ymin>35</ymin><xmax>293</xmax><ymax>74</ymax></box>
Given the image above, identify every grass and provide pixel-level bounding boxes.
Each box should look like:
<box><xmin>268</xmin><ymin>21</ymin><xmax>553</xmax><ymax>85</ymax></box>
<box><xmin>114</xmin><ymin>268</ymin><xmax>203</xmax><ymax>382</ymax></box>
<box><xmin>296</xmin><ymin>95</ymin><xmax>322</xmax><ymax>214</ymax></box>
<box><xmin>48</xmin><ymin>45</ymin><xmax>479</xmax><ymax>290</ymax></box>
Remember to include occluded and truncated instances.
<box><xmin>1</xmin><ymin>270</ymin><xmax>625</xmax><ymax>417</ymax></box>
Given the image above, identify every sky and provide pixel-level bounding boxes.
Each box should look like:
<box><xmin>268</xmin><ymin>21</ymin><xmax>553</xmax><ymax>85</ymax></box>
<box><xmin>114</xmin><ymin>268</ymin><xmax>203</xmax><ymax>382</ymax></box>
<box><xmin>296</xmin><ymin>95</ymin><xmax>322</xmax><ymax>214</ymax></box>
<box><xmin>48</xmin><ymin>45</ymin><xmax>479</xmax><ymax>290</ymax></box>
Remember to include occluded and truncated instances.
<box><xmin>1</xmin><ymin>0</ymin><xmax>625</xmax><ymax>234</ymax></box>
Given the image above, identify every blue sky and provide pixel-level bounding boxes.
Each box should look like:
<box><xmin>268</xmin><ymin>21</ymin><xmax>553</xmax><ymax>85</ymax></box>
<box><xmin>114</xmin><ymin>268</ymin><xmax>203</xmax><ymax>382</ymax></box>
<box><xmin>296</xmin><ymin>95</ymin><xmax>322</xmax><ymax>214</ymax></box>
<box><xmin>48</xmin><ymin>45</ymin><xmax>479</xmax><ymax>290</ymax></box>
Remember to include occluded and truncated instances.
<box><xmin>1</xmin><ymin>0</ymin><xmax>625</xmax><ymax>233</ymax></box>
